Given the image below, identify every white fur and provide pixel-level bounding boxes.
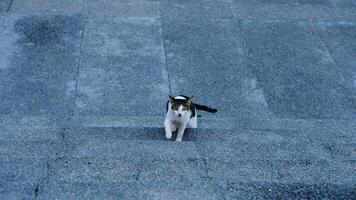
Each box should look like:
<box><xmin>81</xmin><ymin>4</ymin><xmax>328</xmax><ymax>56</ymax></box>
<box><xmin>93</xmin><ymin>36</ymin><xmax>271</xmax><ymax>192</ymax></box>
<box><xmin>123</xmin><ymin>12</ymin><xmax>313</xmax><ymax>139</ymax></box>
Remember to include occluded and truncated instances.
<box><xmin>164</xmin><ymin>102</ymin><xmax>197</xmax><ymax>142</ymax></box>
<box><xmin>174</xmin><ymin>96</ymin><xmax>186</xmax><ymax>100</ymax></box>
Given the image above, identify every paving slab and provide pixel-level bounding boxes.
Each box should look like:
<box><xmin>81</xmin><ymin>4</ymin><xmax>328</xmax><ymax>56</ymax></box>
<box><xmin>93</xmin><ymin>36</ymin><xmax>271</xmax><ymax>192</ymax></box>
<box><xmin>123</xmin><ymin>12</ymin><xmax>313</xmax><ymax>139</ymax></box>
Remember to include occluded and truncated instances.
<box><xmin>69</xmin><ymin>112</ymin><xmax>275</xmax><ymax>129</ymax></box>
<box><xmin>75</xmin><ymin>17</ymin><xmax>169</xmax><ymax>118</ymax></box>
<box><xmin>137</xmin><ymin>158</ymin><xmax>209</xmax><ymax>185</ymax></box>
<box><xmin>0</xmin><ymin>181</ymin><xmax>37</xmax><ymax>200</ymax></box>
<box><xmin>0</xmin><ymin>116</ymin><xmax>66</xmax><ymax>127</ymax></box>
<box><xmin>62</xmin><ymin>126</ymin><xmax>303</xmax><ymax>142</ymax></box>
<box><xmin>63</xmin><ymin>126</ymin><xmax>309</xmax><ymax>144</ymax></box>
<box><xmin>329</xmin><ymin>0</ymin><xmax>356</xmax><ymax>6</ymax></box>
<box><xmin>134</xmin><ymin>181</ymin><xmax>220</xmax><ymax>200</ymax></box>
<box><xmin>230</xmin><ymin>1</ymin><xmax>331</xmax><ymax>21</ymax></box>
<box><xmin>0</xmin><ymin>140</ymin><xmax>61</xmax><ymax>159</ymax></box>
<box><xmin>226</xmin><ymin>0</ymin><xmax>330</xmax><ymax>4</ymax></box>
<box><xmin>0</xmin><ymin>0</ymin><xmax>10</xmax><ymax>12</ymax></box>
<box><xmin>48</xmin><ymin>157</ymin><xmax>140</xmax><ymax>183</ymax></box>
<box><xmin>160</xmin><ymin>0</ymin><xmax>233</xmax><ymax>21</ymax></box>
<box><xmin>0</xmin><ymin>126</ymin><xmax>63</xmax><ymax>141</ymax></box>
<box><xmin>43</xmin><ymin>156</ymin><xmax>218</xmax><ymax>199</ymax></box>
<box><xmin>304</xmin><ymin>124</ymin><xmax>356</xmax><ymax>143</ymax></box>
<box><xmin>64</xmin><ymin>127</ymin><xmax>167</xmax><ymax>141</ymax></box>
<box><xmin>37</xmin><ymin>180</ymin><xmax>221</xmax><ymax>200</ymax></box>
<box><xmin>85</xmin><ymin>0</ymin><xmax>160</xmax><ymax>17</ymax></box>
<box><xmin>62</xmin><ymin>129</ymin><xmax>200</xmax><ymax>159</ymax></box>
<box><xmin>196</xmin><ymin>140</ymin><xmax>330</xmax><ymax>161</ymax></box>
<box><xmin>0</xmin><ymin>14</ymin><xmax>83</xmax><ymax>122</ymax></box>
<box><xmin>219</xmin><ymin>181</ymin><xmax>356</xmax><ymax>200</ymax></box>
<box><xmin>185</xmin><ymin>128</ymin><xmax>308</xmax><ymax>143</ymax></box>
<box><xmin>315</xmin><ymin>22</ymin><xmax>356</xmax><ymax>106</ymax></box>
<box><xmin>326</xmin><ymin>4</ymin><xmax>356</xmax><ymax>22</ymax></box>
<box><xmin>206</xmin><ymin>159</ymin><xmax>355</xmax><ymax>184</ymax></box>
<box><xmin>134</xmin><ymin>158</ymin><xmax>221</xmax><ymax>199</ymax></box>
<box><xmin>37</xmin><ymin>181</ymin><xmax>140</xmax><ymax>200</ymax></box>
<box><xmin>70</xmin><ymin>116</ymin><xmax>165</xmax><ymax>128</ymax></box>
<box><xmin>0</xmin><ymin>157</ymin><xmax>48</xmax><ymax>183</ymax></box>
<box><xmin>264</xmin><ymin>118</ymin><xmax>356</xmax><ymax>134</ymax></box>
<box><xmin>47</xmin><ymin>157</ymin><xmax>210</xmax><ymax>187</ymax></box>
<box><xmin>242</xmin><ymin>20</ymin><xmax>355</xmax><ymax>119</ymax></box>
<box><xmin>10</xmin><ymin>0</ymin><xmax>85</xmax><ymax>14</ymax></box>
<box><xmin>320</xmin><ymin>143</ymin><xmax>356</xmax><ymax>161</ymax></box>
<box><xmin>229</xmin><ymin>0</ymin><xmax>356</xmax><ymax>22</ymax></box>
<box><xmin>162</xmin><ymin>18</ymin><xmax>271</xmax><ymax>120</ymax></box>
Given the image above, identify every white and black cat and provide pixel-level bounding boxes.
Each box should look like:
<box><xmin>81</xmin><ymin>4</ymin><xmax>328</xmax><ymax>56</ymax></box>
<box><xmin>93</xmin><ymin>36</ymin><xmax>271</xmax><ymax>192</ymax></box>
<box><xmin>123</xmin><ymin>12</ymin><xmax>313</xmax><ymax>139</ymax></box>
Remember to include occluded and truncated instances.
<box><xmin>164</xmin><ymin>95</ymin><xmax>217</xmax><ymax>142</ymax></box>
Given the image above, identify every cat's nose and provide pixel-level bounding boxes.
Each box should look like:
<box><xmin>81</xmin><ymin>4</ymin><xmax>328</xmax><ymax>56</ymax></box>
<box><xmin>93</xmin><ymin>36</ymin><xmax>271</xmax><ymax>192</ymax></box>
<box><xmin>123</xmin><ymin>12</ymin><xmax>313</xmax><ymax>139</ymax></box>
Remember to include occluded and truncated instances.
<box><xmin>178</xmin><ymin>114</ymin><xmax>182</xmax><ymax>117</ymax></box>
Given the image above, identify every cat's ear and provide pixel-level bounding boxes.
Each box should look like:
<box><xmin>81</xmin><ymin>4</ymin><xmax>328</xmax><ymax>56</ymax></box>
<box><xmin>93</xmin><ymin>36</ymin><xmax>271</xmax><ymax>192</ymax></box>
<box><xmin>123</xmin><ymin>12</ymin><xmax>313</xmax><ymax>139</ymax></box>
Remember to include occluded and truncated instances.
<box><xmin>168</xmin><ymin>95</ymin><xmax>175</xmax><ymax>102</ymax></box>
<box><xmin>187</xmin><ymin>96</ymin><xmax>193</xmax><ymax>104</ymax></box>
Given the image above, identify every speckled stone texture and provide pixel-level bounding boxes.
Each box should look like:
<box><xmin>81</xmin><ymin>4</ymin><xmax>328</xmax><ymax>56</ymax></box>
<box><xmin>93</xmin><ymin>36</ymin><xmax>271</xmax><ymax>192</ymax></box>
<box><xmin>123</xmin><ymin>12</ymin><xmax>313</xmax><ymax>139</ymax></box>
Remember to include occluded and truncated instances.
<box><xmin>1</xmin><ymin>0</ymin><xmax>355</xmax><ymax>199</ymax></box>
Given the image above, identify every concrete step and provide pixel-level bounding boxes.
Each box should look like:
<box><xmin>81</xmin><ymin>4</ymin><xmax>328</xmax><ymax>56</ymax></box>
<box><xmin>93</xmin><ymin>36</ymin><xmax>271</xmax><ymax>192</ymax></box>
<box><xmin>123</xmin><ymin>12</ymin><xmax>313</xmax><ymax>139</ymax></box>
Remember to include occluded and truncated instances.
<box><xmin>219</xmin><ymin>181</ymin><xmax>355</xmax><ymax>200</ymax></box>
<box><xmin>37</xmin><ymin>179</ymin><xmax>220</xmax><ymax>200</ymax></box>
<box><xmin>1</xmin><ymin>126</ymin><xmax>355</xmax><ymax>199</ymax></box>
<box><xmin>68</xmin><ymin>116</ymin><xmax>356</xmax><ymax>135</ymax></box>
<box><xmin>62</xmin><ymin>127</ymin><xmax>355</xmax><ymax>161</ymax></box>
<box><xmin>39</xmin><ymin>156</ymin><xmax>355</xmax><ymax>199</ymax></box>
<box><xmin>35</xmin><ymin>180</ymin><xmax>356</xmax><ymax>200</ymax></box>
<box><xmin>1</xmin><ymin>126</ymin><xmax>353</xmax><ymax>161</ymax></box>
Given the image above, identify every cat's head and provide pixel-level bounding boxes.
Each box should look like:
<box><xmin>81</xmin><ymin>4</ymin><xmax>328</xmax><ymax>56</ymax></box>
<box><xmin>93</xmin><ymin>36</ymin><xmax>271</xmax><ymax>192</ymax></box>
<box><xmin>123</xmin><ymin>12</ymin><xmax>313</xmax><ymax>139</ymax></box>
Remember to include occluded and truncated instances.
<box><xmin>169</xmin><ymin>95</ymin><xmax>193</xmax><ymax>118</ymax></box>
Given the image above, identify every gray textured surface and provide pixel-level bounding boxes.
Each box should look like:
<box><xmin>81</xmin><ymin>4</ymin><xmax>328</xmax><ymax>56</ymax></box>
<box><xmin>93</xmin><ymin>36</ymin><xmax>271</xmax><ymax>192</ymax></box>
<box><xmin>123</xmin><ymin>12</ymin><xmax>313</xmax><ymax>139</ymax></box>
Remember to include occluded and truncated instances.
<box><xmin>230</xmin><ymin>1</ymin><xmax>331</xmax><ymax>21</ymax></box>
<box><xmin>0</xmin><ymin>0</ymin><xmax>10</xmax><ymax>12</ymax></box>
<box><xmin>220</xmin><ymin>182</ymin><xmax>355</xmax><ymax>200</ymax></box>
<box><xmin>0</xmin><ymin>14</ymin><xmax>83</xmax><ymax>122</ymax></box>
<box><xmin>86</xmin><ymin>0</ymin><xmax>160</xmax><ymax>17</ymax></box>
<box><xmin>10</xmin><ymin>0</ymin><xmax>85</xmax><ymax>14</ymax></box>
<box><xmin>242</xmin><ymin>20</ymin><xmax>355</xmax><ymax>119</ymax></box>
<box><xmin>75</xmin><ymin>17</ymin><xmax>169</xmax><ymax>117</ymax></box>
<box><xmin>160</xmin><ymin>0</ymin><xmax>233</xmax><ymax>21</ymax></box>
<box><xmin>162</xmin><ymin>18</ymin><xmax>272</xmax><ymax>119</ymax></box>
<box><xmin>1</xmin><ymin>127</ymin><xmax>355</xmax><ymax>199</ymax></box>
<box><xmin>1</xmin><ymin>0</ymin><xmax>356</xmax><ymax>199</ymax></box>
<box><xmin>315</xmin><ymin>22</ymin><xmax>356</xmax><ymax>104</ymax></box>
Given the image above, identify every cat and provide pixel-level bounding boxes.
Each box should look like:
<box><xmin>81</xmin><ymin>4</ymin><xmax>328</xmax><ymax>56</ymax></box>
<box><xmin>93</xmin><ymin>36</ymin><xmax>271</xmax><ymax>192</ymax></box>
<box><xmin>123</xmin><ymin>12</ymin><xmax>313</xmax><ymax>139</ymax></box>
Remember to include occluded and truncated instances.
<box><xmin>164</xmin><ymin>95</ymin><xmax>217</xmax><ymax>142</ymax></box>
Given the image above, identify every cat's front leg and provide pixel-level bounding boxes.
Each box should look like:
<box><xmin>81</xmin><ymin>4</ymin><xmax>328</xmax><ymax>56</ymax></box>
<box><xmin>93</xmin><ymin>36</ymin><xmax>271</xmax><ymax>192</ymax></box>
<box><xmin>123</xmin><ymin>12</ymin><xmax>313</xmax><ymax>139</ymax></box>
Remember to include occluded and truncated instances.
<box><xmin>164</xmin><ymin>119</ymin><xmax>172</xmax><ymax>139</ymax></box>
<box><xmin>176</xmin><ymin>122</ymin><xmax>187</xmax><ymax>142</ymax></box>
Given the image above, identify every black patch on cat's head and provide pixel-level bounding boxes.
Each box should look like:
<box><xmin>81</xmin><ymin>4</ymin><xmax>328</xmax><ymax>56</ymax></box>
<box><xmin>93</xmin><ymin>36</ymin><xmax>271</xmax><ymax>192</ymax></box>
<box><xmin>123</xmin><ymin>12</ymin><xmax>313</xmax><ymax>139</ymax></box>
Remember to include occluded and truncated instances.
<box><xmin>168</xmin><ymin>95</ymin><xmax>193</xmax><ymax>111</ymax></box>
<box><xmin>168</xmin><ymin>95</ymin><xmax>176</xmax><ymax>102</ymax></box>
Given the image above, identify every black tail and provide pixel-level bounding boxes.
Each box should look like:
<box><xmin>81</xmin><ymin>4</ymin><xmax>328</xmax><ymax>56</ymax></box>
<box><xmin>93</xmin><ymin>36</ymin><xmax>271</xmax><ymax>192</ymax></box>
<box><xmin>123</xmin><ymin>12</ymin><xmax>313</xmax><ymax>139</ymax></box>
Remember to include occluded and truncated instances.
<box><xmin>194</xmin><ymin>103</ymin><xmax>217</xmax><ymax>113</ymax></box>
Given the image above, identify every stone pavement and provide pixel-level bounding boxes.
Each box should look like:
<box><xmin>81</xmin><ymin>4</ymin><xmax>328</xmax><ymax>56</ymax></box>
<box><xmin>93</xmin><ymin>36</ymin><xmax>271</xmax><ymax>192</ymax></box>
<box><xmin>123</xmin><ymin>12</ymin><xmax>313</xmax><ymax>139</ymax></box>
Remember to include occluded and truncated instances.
<box><xmin>0</xmin><ymin>0</ymin><xmax>355</xmax><ymax>199</ymax></box>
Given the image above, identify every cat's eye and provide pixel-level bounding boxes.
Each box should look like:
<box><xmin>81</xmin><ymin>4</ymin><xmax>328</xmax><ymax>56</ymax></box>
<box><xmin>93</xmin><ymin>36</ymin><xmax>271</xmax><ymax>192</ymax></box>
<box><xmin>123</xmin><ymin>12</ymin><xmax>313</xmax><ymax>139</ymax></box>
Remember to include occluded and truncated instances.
<box><xmin>172</xmin><ymin>104</ymin><xmax>179</xmax><ymax>110</ymax></box>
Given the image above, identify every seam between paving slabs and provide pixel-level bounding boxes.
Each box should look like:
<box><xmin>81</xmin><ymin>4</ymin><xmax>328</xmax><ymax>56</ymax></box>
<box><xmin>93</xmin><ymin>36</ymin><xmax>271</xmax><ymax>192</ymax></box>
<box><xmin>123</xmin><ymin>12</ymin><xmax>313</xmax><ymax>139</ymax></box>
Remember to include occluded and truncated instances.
<box><xmin>34</xmin><ymin>127</ymin><xmax>67</xmax><ymax>199</ymax></box>
<box><xmin>308</xmin><ymin>20</ymin><xmax>341</xmax><ymax>82</ymax></box>
<box><xmin>158</xmin><ymin>2</ymin><xmax>172</xmax><ymax>95</ymax></box>
<box><xmin>33</xmin><ymin>155</ymin><xmax>52</xmax><ymax>199</ymax></box>
<box><xmin>193</xmin><ymin>139</ymin><xmax>227</xmax><ymax>200</ymax></box>
<box><xmin>68</xmin><ymin>16</ymin><xmax>86</xmax><ymax>126</ymax></box>
<box><xmin>231</xmin><ymin>17</ymin><xmax>275</xmax><ymax>119</ymax></box>
<box><xmin>202</xmin><ymin>157</ymin><xmax>227</xmax><ymax>200</ymax></box>
<box><xmin>308</xmin><ymin>20</ymin><xmax>352</xmax><ymax>108</ymax></box>
<box><xmin>225</xmin><ymin>0</ymin><xmax>238</xmax><ymax>19</ymax></box>
<box><xmin>6</xmin><ymin>0</ymin><xmax>13</xmax><ymax>12</ymax></box>
<box><xmin>309</xmin><ymin>20</ymin><xmax>356</xmax><ymax>113</ymax></box>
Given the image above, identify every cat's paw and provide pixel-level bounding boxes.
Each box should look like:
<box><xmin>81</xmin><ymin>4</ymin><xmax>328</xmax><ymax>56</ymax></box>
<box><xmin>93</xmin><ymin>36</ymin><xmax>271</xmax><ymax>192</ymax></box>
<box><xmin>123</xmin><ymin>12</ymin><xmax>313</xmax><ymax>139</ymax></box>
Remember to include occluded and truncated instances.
<box><xmin>175</xmin><ymin>138</ymin><xmax>182</xmax><ymax>142</ymax></box>
<box><xmin>165</xmin><ymin>132</ymin><xmax>172</xmax><ymax>139</ymax></box>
